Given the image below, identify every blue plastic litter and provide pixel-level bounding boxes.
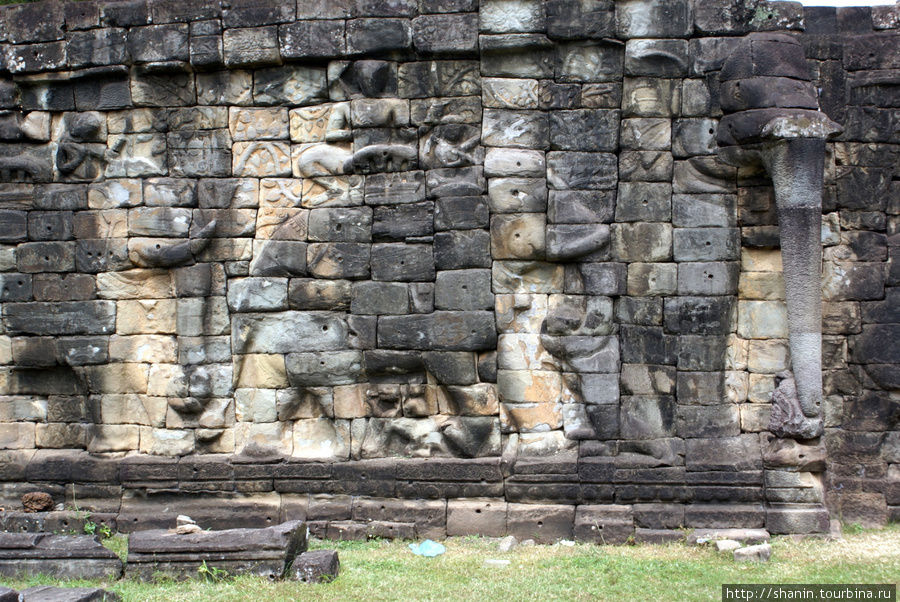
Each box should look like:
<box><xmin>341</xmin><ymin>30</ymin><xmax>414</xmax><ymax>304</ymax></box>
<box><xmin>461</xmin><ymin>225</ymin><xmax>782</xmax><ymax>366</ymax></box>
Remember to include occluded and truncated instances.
<box><xmin>409</xmin><ymin>540</ymin><xmax>446</xmax><ymax>557</ymax></box>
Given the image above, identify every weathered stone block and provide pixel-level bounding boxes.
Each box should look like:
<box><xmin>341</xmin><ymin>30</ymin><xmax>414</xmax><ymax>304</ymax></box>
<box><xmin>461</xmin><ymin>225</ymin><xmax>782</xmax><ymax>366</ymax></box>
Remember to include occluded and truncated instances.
<box><xmin>435</xmin><ymin>230</ymin><xmax>492</xmax><ymax>270</ymax></box>
<box><xmin>547</xmin><ymin>152</ymin><xmax>617</xmax><ymax>190</ymax></box>
<box><xmin>379</xmin><ymin>312</ymin><xmax>497</xmax><ymax>351</ymax></box>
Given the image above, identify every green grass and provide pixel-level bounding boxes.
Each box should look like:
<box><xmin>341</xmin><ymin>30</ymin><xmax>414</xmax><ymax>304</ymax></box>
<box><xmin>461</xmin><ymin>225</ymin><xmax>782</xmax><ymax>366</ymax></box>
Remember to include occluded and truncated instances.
<box><xmin>2</xmin><ymin>525</ymin><xmax>899</xmax><ymax>601</ymax></box>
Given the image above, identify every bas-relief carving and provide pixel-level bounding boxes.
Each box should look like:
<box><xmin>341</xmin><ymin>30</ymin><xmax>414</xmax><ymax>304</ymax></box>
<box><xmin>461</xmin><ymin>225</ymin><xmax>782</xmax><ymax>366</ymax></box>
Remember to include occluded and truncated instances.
<box><xmin>717</xmin><ymin>34</ymin><xmax>842</xmax><ymax>440</ymax></box>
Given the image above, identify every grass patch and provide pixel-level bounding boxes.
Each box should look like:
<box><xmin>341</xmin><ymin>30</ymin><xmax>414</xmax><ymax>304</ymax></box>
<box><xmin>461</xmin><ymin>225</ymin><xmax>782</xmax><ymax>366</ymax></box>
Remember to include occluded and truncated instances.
<box><xmin>1</xmin><ymin>525</ymin><xmax>898</xmax><ymax>601</ymax></box>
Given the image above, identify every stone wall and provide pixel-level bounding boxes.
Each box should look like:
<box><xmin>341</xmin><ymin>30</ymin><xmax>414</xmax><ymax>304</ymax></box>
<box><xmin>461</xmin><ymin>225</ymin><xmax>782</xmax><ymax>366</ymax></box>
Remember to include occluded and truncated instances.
<box><xmin>0</xmin><ymin>0</ymin><xmax>898</xmax><ymax>539</ymax></box>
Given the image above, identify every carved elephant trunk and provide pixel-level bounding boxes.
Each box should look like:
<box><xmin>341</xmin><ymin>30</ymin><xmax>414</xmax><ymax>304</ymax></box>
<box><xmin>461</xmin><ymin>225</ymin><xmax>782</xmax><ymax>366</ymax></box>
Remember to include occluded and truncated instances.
<box><xmin>716</xmin><ymin>33</ymin><xmax>842</xmax><ymax>438</ymax></box>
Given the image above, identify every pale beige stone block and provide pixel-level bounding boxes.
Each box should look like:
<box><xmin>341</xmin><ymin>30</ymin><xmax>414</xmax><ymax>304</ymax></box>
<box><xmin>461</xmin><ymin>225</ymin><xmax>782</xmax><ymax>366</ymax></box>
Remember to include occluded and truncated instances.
<box><xmin>737</xmin><ymin>301</ymin><xmax>788</xmax><ymax>339</ymax></box>
<box><xmin>140</xmin><ymin>427</ymin><xmax>195</xmax><ymax>456</ymax></box>
<box><xmin>98</xmin><ymin>393</ymin><xmax>167</xmax><ymax>427</ymax></box>
<box><xmin>741</xmin><ymin>248</ymin><xmax>782</xmax><ymax>272</ymax></box>
<box><xmin>229</xmin><ymin>107</ymin><xmax>289</xmax><ymax>141</ymax></box>
<box><xmin>87</xmin><ymin>424</ymin><xmax>140</xmax><ymax>452</ymax></box>
<box><xmin>301</xmin><ymin>175</ymin><xmax>364</xmax><ymax>208</ymax></box>
<box><xmin>254</xmin><ymin>207</ymin><xmax>309</xmax><ymax>240</ymax></box>
<box><xmin>84</xmin><ymin>363</ymin><xmax>149</xmax><ymax>394</ymax></box>
<box><xmin>233</xmin><ymin>354</ymin><xmax>289</xmax><ymax>389</ymax></box>
<box><xmin>739</xmin><ymin>271</ymin><xmax>784</xmax><ymax>300</ymax></box>
<box><xmin>498</xmin><ymin>334</ymin><xmax>558</xmax><ymax>371</ymax></box>
<box><xmin>497</xmin><ymin>369</ymin><xmax>562</xmax><ymax>403</ymax></box>
<box><xmin>0</xmin><ymin>396</ymin><xmax>46</xmax><ymax>422</ymax></box>
<box><xmin>495</xmin><ymin>294</ymin><xmax>549</xmax><ymax>334</ymax></box>
<box><xmin>147</xmin><ymin>363</ymin><xmax>188</xmax><ymax>397</ymax></box>
<box><xmin>232</xmin><ymin>141</ymin><xmax>292</xmax><ymax>177</ymax></box>
<box><xmin>259</xmin><ymin>178</ymin><xmax>304</xmax><ymax>208</ymax></box>
<box><xmin>500</xmin><ymin>401</ymin><xmax>562</xmax><ymax>432</ymax></box>
<box><xmin>235</xmin><ymin>421</ymin><xmax>292</xmax><ymax>456</ymax></box>
<box><xmin>117</xmin><ymin>299</ymin><xmax>177</xmax><ymax>334</ymax></box>
<box><xmin>109</xmin><ymin>335</ymin><xmax>177</xmax><ymax>363</ymax></box>
<box><xmin>0</xmin><ymin>423</ymin><xmax>35</xmax><ymax>449</ymax></box>
<box><xmin>334</xmin><ymin>384</ymin><xmax>368</xmax><ymax>419</ymax></box>
<box><xmin>748</xmin><ymin>373</ymin><xmax>775</xmax><ymax>404</ymax></box>
<box><xmin>293</xmin><ymin>418</ymin><xmax>351</xmax><ymax>459</ymax></box>
<box><xmin>88</xmin><ymin>179</ymin><xmax>143</xmax><ymax>209</ymax></box>
<box><xmin>96</xmin><ymin>269</ymin><xmax>174</xmax><ymax>300</ymax></box>
<box><xmin>0</xmin><ymin>337</ymin><xmax>12</xmax><ymax>365</ymax></box>
<box><xmin>748</xmin><ymin>339</ymin><xmax>791</xmax><ymax>374</ymax></box>
<box><xmin>726</xmin><ymin>371</ymin><xmax>748</xmax><ymax>404</ymax></box>
<box><xmin>740</xmin><ymin>403</ymin><xmax>771</xmax><ymax>432</ymax></box>
<box><xmin>235</xmin><ymin>388</ymin><xmax>278</xmax><ymax>423</ymax></box>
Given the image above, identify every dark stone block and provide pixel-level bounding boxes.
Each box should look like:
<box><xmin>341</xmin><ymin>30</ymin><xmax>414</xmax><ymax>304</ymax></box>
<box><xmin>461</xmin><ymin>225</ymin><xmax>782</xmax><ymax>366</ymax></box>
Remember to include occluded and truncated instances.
<box><xmin>434</xmin><ymin>269</ymin><xmax>493</xmax><ymax>311</ymax></box>
<box><xmin>478</xmin><ymin>350</ymin><xmax>497</xmax><ymax>383</ymax></box>
<box><xmin>352</xmin><ymin>281</ymin><xmax>409</xmax><ymax>315</ymax></box>
<box><xmin>65</xmin><ymin>1</ymin><xmax>100</xmax><ymax>30</ymax></box>
<box><xmin>0</xmin><ymin>210</ymin><xmax>27</xmax><ymax>242</ymax></box>
<box><xmin>621</xmin><ymin>325</ymin><xmax>677</xmax><ymax>364</ymax></box>
<box><xmin>0</xmin><ymin>273</ymin><xmax>32</xmax><ymax>302</ymax></box>
<box><xmin>378</xmin><ymin>312</ymin><xmax>497</xmax><ymax>351</ymax></box>
<box><xmin>434</xmin><ymin>197</ymin><xmax>489</xmax><ymax>231</ymax></box>
<box><xmin>291</xmin><ymin>549</ymin><xmax>340</xmax><ymax>583</ymax></box>
<box><xmin>307</xmin><ymin>243</ymin><xmax>370</xmax><ymax>280</ymax></box>
<box><xmin>434</xmin><ymin>230</ymin><xmax>491</xmax><ymax>270</ymax></box>
<box><xmin>289</xmin><ymin>279</ymin><xmax>352</xmax><ymax>311</ymax></box>
<box><xmin>549</xmin><ymin>110</ymin><xmax>620</xmax><ymax>152</ymax></box>
<box><xmin>412</xmin><ymin>14</ymin><xmax>479</xmax><ymax>56</ymax></box>
<box><xmin>677</xmin><ymin>335</ymin><xmax>727</xmax><ymax>371</ymax></box>
<box><xmin>547</xmin><ymin>151</ymin><xmax>618</xmax><ymax>190</ymax></box>
<box><xmin>546</xmin><ymin>0</ymin><xmax>615</xmax><ymax>39</ymax></box>
<box><xmin>346</xmin><ymin>18</ymin><xmax>412</xmax><ymax>56</ymax></box>
<box><xmin>4</xmin><ymin>301</ymin><xmax>116</xmax><ymax>336</ymax></box>
<box><xmin>398</xmin><ymin>61</ymin><xmax>481</xmax><ymax>99</ymax></box>
<box><xmin>422</xmin><ymin>352</ymin><xmax>478</xmax><ymax>385</ymax></box>
<box><xmin>75</xmin><ymin>239</ymin><xmax>131</xmax><ymax>273</ymax></box>
<box><xmin>506</xmin><ymin>504</ymin><xmax>575</xmax><ymax>544</ymax></box>
<box><xmin>151</xmin><ymin>0</ymin><xmax>220</xmax><ymax>23</ymax></box>
<box><xmin>373</xmin><ymin>203</ymin><xmax>434</xmax><ymax>241</ymax></box>
<box><xmin>835</xmin><ymin>167</ymin><xmax>891</xmax><ymax>211</ymax></box>
<box><xmin>675</xmin><ymin>405</ymin><xmax>740</xmax><ymax>438</ymax></box>
<box><xmin>222</xmin><ymin>0</ymin><xmax>295</xmax><ymax>28</ymax></box>
<box><xmin>279</xmin><ymin>20</ymin><xmax>346</xmax><ymax>59</ymax></box>
<box><xmin>565</xmin><ymin>263</ymin><xmax>625</xmax><ymax>295</ymax></box>
<box><xmin>17</xmin><ymin>242</ymin><xmax>75</xmax><ymax>273</ymax></box>
<box><xmin>73</xmin><ymin>73</ymin><xmax>133</xmax><ymax>111</ymax></box>
<box><xmin>308</xmin><ymin>208</ymin><xmax>372</xmax><ymax>243</ymax></box>
<box><xmin>370</xmin><ymin>243</ymin><xmax>434</xmax><ymax>282</ymax></box>
<box><xmin>19</xmin><ymin>82</ymin><xmax>75</xmax><ymax>112</ymax></box>
<box><xmin>2</xmin><ymin>1</ymin><xmax>64</xmax><ymax>44</ymax></box>
<box><xmin>843</xmin><ymin>391</ymin><xmax>900</xmax><ymax>431</ymax></box>
<box><xmin>13</xmin><ymin>337</ymin><xmax>57</xmax><ymax>367</ymax></box>
<box><xmin>548</xmin><ymin>190</ymin><xmax>615</xmax><ymax>224</ymax></box>
<box><xmin>28</xmin><ymin>212</ymin><xmax>73</xmax><ymax>241</ymax></box>
<box><xmin>99</xmin><ymin>0</ymin><xmax>151</xmax><ymax>27</ymax></box>
<box><xmin>56</xmin><ymin>337</ymin><xmax>109</xmax><ymax>365</ymax></box>
<box><xmin>664</xmin><ymin>297</ymin><xmax>735</xmax><ymax>335</ymax></box>
<box><xmin>67</xmin><ymin>28</ymin><xmax>128</xmax><ymax>69</ymax></box>
<box><xmin>741</xmin><ymin>226</ymin><xmax>780</xmax><ymax>248</ymax></box>
<box><xmin>34</xmin><ymin>184</ymin><xmax>88</xmax><ymax>211</ymax></box>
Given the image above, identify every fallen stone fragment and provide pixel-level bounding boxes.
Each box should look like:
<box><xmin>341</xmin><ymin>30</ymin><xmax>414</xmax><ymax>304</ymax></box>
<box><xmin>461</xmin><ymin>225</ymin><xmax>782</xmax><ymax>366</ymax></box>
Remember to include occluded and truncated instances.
<box><xmin>126</xmin><ymin>521</ymin><xmax>308</xmax><ymax>581</ymax></box>
<box><xmin>687</xmin><ymin>529</ymin><xmax>770</xmax><ymax>545</ymax></box>
<box><xmin>498</xmin><ymin>535</ymin><xmax>518</xmax><ymax>552</ymax></box>
<box><xmin>289</xmin><ymin>549</ymin><xmax>340</xmax><ymax>583</ymax></box>
<box><xmin>733</xmin><ymin>543</ymin><xmax>771</xmax><ymax>563</ymax></box>
<box><xmin>715</xmin><ymin>540</ymin><xmax>742</xmax><ymax>553</ymax></box>
<box><xmin>19</xmin><ymin>586</ymin><xmax>119</xmax><ymax>602</ymax></box>
<box><xmin>0</xmin><ymin>534</ymin><xmax>123</xmax><ymax>580</ymax></box>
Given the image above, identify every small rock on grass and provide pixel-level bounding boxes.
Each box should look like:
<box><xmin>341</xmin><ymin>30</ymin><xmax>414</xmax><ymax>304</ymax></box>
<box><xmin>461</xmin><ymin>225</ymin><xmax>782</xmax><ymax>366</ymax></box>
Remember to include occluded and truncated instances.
<box><xmin>733</xmin><ymin>543</ymin><xmax>771</xmax><ymax>563</ymax></box>
<box><xmin>715</xmin><ymin>540</ymin><xmax>742</xmax><ymax>553</ymax></box>
<box><xmin>498</xmin><ymin>535</ymin><xmax>518</xmax><ymax>552</ymax></box>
